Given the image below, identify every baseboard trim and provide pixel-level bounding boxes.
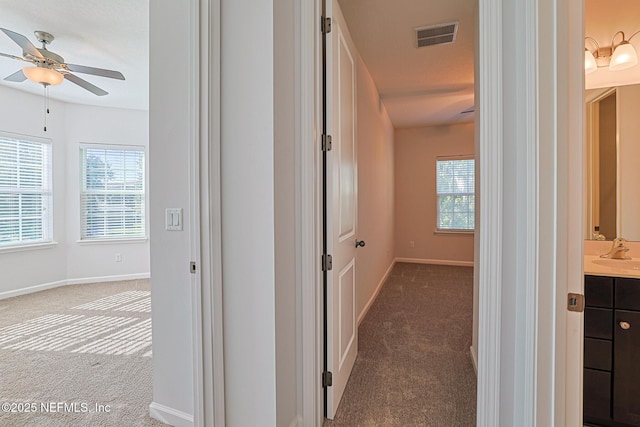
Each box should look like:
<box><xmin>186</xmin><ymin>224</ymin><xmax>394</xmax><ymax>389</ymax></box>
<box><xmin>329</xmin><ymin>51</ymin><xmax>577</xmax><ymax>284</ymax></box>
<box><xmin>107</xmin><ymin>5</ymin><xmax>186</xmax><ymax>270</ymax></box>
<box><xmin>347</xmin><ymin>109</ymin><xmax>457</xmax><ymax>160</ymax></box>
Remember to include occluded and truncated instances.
<box><xmin>66</xmin><ymin>272</ymin><xmax>150</xmax><ymax>286</ymax></box>
<box><xmin>395</xmin><ymin>257</ymin><xmax>474</xmax><ymax>267</ymax></box>
<box><xmin>470</xmin><ymin>345</ymin><xmax>478</xmax><ymax>376</ymax></box>
<box><xmin>0</xmin><ymin>280</ymin><xmax>68</xmax><ymax>300</ymax></box>
<box><xmin>358</xmin><ymin>260</ymin><xmax>395</xmax><ymax>325</ymax></box>
<box><xmin>0</xmin><ymin>273</ymin><xmax>151</xmax><ymax>300</ymax></box>
<box><xmin>149</xmin><ymin>402</ymin><xmax>194</xmax><ymax>427</ymax></box>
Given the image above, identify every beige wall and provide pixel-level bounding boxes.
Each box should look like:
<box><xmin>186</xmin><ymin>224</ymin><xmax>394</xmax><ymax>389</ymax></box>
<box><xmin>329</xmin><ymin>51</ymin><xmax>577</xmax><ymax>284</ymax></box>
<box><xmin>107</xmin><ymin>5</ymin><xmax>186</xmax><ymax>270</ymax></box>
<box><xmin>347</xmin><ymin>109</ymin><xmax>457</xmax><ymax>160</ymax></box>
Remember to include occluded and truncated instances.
<box><xmin>355</xmin><ymin>51</ymin><xmax>395</xmax><ymax>322</ymax></box>
<box><xmin>394</xmin><ymin>123</ymin><xmax>475</xmax><ymax>263</ymax></box>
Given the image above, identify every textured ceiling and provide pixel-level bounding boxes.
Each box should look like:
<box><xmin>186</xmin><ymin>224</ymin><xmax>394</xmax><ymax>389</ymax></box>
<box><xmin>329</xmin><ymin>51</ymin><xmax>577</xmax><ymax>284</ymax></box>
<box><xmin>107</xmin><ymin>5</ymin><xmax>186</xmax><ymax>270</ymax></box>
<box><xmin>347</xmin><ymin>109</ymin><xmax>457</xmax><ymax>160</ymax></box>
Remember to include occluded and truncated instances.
<box><xmin>585</xmin><ymin>0</ymin><xmax>640</xmax><ymax>89</ymax></box>
<box><xmin>338</xmin><ymin>0</ymin><xmax>476</xmax><ymax>128</ymax></box>
<box><xmin>0</xmin><ymin>0</ymin><xmax>148</xmax><ymax>110</ymax></box>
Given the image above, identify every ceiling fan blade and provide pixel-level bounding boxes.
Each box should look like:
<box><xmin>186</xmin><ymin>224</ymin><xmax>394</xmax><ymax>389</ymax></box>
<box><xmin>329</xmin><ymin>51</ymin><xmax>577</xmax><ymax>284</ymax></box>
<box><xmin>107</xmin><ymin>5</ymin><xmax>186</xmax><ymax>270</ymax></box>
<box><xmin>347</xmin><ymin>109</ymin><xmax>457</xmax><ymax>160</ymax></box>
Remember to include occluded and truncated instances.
<box><xmin>64</xmin><ymin>63</ymin><xmax>125</xmax><ymax>80</ymax></box>
<box><xmin>0</xmin><ymin>28</ymin><xmax>43</xmax><ymax>59</ymax></box>
<box><xmin>4</xmin><ymin>69</ymin><xmax>26</xmax><ymax>82</ymax></box>
<box><xmin>64</xmin><ymin>73</ymin><xmax>108</xmax><ymax>96</ymax></box>
<box><xmin>0</xmin><ymin>51</ymin><xmax>27</xmax><ymax>62</ymax></box>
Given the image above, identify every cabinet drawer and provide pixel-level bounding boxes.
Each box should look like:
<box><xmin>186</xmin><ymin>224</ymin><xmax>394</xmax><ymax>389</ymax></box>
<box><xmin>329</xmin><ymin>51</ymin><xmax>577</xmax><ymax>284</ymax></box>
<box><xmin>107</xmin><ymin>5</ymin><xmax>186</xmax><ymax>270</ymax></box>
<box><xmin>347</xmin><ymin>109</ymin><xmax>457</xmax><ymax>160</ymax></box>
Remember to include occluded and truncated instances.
<box><xmin>584</xmin><ymin>368</ymin><xmax>612</xmax><ymax>422</ymax></box>
<box><xmin>615</xmin><ymin>277</ymin><xmax>640</xmax><ymax>311</ymax></box>
<box><xmin>585</xmin><ymin>308</ymin><xmax>613</xmax><ymax>339</ymax></box>
<box><xmin>585</xmin><ymin>275</ymin><xmax>613</xmax><ymax>308</ymax></box>
<box><xmin>584</xmin><ymin>338</ymin><xmax>612</xmax><ymax>371</ymax></box>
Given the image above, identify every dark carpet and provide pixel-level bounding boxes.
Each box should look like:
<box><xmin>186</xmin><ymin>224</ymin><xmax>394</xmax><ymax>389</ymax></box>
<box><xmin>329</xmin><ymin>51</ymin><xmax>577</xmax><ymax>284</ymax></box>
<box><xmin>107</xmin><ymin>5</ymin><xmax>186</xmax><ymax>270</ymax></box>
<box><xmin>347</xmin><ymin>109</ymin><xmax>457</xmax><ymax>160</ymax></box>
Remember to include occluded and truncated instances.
<box><xmin>326</xmin><ymin>262</ymin><xmax>477</xmax><ymax>427</ymax></box>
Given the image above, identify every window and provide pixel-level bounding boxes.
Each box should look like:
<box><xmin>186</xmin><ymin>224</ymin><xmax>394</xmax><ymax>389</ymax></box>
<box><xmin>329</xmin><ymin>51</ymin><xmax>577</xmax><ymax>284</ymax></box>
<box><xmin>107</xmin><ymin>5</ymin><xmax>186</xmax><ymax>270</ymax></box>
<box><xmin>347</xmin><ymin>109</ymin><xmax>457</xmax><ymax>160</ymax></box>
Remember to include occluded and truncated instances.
<box><xmin>80</xmin><ymin>145</ymin><xmax>145</xmax><ymax>240</ymax></box>
<box><xmin>0</xmin><ymin>135</ymin><xmax>53</xmax><ymax>247</ymax></box>
<box><xmin>436</xmin><ymin>156</ymin><xmax>475</xmax><ymax>231</ymax></box>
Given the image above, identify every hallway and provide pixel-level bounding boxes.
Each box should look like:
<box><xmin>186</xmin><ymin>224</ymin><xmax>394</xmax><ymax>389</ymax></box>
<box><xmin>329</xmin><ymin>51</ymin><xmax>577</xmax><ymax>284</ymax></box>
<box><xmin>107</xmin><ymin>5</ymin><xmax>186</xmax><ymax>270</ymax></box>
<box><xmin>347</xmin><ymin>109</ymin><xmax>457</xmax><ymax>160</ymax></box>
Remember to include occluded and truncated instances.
<box><xmin>326</xmin><ymin>263</ymin><xmax>476</xmax><ymax>426</ymax></box>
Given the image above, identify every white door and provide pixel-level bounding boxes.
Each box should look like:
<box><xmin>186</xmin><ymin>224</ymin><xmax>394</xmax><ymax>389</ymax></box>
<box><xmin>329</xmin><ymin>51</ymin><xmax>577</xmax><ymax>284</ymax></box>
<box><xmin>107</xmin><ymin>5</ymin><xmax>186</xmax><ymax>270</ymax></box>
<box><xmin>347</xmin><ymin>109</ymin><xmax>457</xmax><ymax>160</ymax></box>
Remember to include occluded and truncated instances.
<box><xmin>325</xmin><ymin>1</ymin><xmax>359</xmax><ymax>419</ymax></box>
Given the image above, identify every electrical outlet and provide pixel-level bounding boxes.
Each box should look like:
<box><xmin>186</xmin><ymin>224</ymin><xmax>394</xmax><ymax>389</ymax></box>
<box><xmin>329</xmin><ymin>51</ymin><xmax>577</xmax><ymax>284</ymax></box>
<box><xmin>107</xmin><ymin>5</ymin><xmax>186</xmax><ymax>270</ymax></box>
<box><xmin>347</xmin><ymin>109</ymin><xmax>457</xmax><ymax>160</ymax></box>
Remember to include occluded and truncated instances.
<box><xmin>115</xmin><ymin>253</ymin><xmax>122</xmax><ymax>262</ymax></box>
<box><xmin>409</xmin><ymin>241</ymin><xmax>415</xmax><ymax>248</ymax></box>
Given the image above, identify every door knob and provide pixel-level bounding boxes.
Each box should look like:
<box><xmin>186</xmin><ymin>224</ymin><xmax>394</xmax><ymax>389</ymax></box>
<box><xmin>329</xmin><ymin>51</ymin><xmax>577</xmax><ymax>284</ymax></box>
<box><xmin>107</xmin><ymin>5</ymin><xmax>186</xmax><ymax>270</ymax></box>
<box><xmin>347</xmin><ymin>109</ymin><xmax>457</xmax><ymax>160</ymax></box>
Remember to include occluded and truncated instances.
<box><xmin>620</xmin><ymin>321</ymin><xmax>631</xmax><ymax>330</ymax></box>
<box><xmin>355</xmin><ymin>240</ymin><xmax>365</xmax><ymax>248</ymax></box>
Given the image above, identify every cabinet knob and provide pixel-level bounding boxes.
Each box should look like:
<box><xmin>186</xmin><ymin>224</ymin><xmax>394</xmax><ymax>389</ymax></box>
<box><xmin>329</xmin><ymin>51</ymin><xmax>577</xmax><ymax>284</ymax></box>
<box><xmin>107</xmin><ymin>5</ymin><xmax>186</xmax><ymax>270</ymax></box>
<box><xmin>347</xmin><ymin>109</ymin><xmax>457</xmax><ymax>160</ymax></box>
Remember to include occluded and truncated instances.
<box><xmin>620</xmin><ymin>321</ymin><xmax>631</xmax><ymax>330</ymax></box>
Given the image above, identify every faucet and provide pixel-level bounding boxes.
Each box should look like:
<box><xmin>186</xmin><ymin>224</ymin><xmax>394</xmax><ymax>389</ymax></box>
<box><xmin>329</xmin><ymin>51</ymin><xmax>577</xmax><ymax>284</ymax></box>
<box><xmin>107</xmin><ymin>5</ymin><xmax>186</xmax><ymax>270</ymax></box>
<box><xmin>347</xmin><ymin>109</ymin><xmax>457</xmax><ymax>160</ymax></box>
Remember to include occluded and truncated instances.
<box><xmin>600</xmin><ymin>237</ymin><xmax>631</xmax><ymax>260</ymax></box>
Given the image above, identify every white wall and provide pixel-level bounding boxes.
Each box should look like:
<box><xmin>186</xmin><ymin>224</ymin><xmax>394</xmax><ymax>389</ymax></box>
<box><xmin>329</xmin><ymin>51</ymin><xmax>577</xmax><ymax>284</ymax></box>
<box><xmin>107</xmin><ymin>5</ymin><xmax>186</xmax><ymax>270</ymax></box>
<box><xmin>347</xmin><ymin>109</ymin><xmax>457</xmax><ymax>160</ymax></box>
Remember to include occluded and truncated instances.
<box><xmin>148</xmin><ymin>0</ymin><xmax>194</xmax><ymax>422</ymax></box>
<box><xmin>0</xmin><ymin>85</ymin><xmax>67</xmax><ymax>293</ymax></box>
<box><xmin>354</xmin><ymin>50</ymin><xmax>395</xmax><ymax>322</ymax></box>
<box><xmin>0</xmin><ymin>84</ymin><xmax>149</xmax><ymax>298</ymax></box>
<box><xmin>274</xmin><ymin>0</ymin><xmax>299</xmax><ymax>425</ymax></box>
<box><xmin>220</xmin><ymin>0</ymin><xmax>278</xmax><ymax>425</ymax></box>
<box><xmin>64</xmin><ymin>104</ymin><xmax>149</xmax><ymax>281</ymax></box>
<box><xmin>394</xmin><ymin>123</ymin><xmax>475</xmax><ymax>264</ymax></box>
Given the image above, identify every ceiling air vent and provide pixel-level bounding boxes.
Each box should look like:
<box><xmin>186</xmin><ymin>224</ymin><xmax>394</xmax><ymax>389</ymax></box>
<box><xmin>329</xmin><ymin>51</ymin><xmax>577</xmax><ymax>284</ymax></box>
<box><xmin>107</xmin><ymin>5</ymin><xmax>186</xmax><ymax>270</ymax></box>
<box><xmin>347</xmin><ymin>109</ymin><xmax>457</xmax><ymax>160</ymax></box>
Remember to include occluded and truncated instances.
<box><xmin>415</xmin><ymin>22</ymin><xmax>458</xmax><ymax>48</ymax></box>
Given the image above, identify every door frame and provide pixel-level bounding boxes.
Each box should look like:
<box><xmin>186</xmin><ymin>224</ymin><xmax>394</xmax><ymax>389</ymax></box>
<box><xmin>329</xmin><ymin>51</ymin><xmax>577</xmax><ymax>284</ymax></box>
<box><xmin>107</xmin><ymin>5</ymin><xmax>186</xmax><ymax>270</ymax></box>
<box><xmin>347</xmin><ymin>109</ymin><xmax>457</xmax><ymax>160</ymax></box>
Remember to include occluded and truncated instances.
<box><xmin>190</xmin><ymin>0</ymin><xmax>225</xmax><ymax>425</ymax></box>
<box><xmin>296</xmin><ymin>0</ymin><xmax>584</xmax><ymax>425</ymax></box>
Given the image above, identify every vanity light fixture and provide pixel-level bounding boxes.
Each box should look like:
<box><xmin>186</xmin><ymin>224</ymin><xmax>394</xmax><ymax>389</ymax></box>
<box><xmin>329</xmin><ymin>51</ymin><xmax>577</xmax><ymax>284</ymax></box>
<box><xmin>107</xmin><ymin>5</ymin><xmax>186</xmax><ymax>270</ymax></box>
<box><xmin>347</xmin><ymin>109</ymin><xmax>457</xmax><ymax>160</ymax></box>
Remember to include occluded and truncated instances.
<box><xmin>585</xmin><ymin>31</ymin><xmax>640</xmax><ymax>74</ymax></box>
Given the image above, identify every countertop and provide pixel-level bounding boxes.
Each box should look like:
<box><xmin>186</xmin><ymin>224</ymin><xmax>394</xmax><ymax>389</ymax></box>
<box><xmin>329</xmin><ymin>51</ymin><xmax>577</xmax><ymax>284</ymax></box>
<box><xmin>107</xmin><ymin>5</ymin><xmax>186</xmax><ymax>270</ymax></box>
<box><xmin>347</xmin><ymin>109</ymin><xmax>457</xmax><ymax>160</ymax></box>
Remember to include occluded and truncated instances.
<box><xmin>584</xmin><ymin>240</ymin><xmax>640</xmax><ymax>279</ymax></box>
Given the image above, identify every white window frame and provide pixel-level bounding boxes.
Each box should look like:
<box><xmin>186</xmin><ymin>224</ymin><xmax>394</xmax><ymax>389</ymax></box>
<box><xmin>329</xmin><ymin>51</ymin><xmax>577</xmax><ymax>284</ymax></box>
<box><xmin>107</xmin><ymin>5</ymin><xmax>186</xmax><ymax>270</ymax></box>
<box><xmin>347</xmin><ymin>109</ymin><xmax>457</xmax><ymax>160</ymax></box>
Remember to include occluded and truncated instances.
<box><xmin>79</xmin><ymin>143</ymin><xmax>146</xmax><ymax>242</ymax></box>
<box><xmin>0</xmin><ymin>132</ymin><xmax>53</xmax><ymax>249</ymax></box>
<box><xmin>435</xmin><ymin>155</ymin><xmax>475</xmax><ymax>234</ymax></box>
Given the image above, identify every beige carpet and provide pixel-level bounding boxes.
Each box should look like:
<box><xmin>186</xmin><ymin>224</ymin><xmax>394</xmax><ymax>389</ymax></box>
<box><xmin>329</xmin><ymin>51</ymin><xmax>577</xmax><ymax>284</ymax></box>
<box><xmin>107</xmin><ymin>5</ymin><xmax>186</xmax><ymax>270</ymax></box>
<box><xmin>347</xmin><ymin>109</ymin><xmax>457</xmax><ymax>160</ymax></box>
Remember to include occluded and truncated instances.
<box><xmin>326</xmin><ymin>263</ymin><xmax>477</xmax><ymax>427</ymax></box>
<box><xmin>0</xmin><ymin>280</ymin><xmax>166</xmax><ymax>427</ymax></box>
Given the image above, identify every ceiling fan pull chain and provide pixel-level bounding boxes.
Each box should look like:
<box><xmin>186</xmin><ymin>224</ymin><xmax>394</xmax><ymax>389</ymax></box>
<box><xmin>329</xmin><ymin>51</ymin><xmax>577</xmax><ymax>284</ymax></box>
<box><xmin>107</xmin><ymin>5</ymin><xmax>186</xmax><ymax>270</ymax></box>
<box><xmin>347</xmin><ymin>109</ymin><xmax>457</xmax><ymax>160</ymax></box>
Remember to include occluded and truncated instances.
<box><xmin>43</xmin><ymin>85</ymin><xmax>47</xmax><ymax>132</ymax></box>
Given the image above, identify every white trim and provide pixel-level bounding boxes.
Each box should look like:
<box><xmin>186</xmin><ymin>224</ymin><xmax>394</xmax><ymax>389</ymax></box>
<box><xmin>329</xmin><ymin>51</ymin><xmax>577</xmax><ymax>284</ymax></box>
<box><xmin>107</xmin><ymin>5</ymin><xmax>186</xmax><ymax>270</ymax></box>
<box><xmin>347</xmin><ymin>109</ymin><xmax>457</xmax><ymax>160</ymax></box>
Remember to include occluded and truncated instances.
<box><xmin>0</xmin><ymin>242</ymin><xmax>58</xmax><ymax>254</ymax></box>
<box><xmin>477</xmin><ymin>0</ymin><xmax>503</xmax><ymax>425</ymax></box>
<box><xmin>188</xmin><ymin>0</ymin><xmax>205</xmax><ymax>426</ymax></box>
<box><xmin>66</xmin><ymin>273</ymin><xmax>150</xmax><ymax>285</ymax></box>
<box><xmin>357</xmin><ymin>260</ymin><xmax>395</xmax><ymax>325</ymax></box>
<box><xmin>0</xmin><ymin>273</ymin><xmax>150</xmax><ymax>300</ymax></box>
<box><xmin>0</xmin><ymin>280</ymin><xmax>67</xmax><ymax>300</ymax></box>
<box><xmin>76</xmin><ymin>238</ymin><xmax>148</xmax><ymax>245</ymax></box>
<box><xmin>395</xmin><ymin>257</ymin><xmax>474</xmax><ymax>268</ymax></box>
<box><xmin>149</xmin><ymin>402</ymin><xmax>194</xmax><ymax>427</ymax></box>
<box><xmin>557</xmin><ymin>0</ymin><xmax>584</xmax><ymax>424</ymax></box>
<box><xmin>194</xmin><ymin>0</ymin><xmax>225</xmax><ymax>426</ymax></box>
<box><xmin>299</xmin><ymin>0</ymin><xmax>322</xmax><ymax>425</ymax></box>
<box><xmin>433</xmin><ymin>230</ymin><xmax>474</xmax><ymax>236</ymax></box>
<box><xmin>470</xmin><ymin>345</ymin><xmax>478</xmax><ymax>376</ymax></box>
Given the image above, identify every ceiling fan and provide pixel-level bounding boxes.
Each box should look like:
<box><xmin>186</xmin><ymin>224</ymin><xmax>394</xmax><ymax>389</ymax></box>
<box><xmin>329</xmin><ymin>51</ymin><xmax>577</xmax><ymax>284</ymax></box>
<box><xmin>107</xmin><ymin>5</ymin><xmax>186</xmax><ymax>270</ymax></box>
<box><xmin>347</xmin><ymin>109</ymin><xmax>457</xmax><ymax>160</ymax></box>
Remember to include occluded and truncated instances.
<box><xmin>0</xmin><ymin>27</ymin><xmax>125</xmax><ymax>96</ymax></box>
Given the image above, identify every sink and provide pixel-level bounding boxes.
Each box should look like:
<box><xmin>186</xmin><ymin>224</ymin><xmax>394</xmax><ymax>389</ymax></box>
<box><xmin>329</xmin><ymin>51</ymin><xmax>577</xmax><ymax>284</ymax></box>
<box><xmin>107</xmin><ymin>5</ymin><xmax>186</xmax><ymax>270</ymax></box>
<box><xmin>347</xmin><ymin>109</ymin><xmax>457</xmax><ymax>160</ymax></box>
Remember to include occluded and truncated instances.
<box><xmin>592</xmin><ymin>259</ymin><xmax>640</xmax><ymax>271</ymax></box>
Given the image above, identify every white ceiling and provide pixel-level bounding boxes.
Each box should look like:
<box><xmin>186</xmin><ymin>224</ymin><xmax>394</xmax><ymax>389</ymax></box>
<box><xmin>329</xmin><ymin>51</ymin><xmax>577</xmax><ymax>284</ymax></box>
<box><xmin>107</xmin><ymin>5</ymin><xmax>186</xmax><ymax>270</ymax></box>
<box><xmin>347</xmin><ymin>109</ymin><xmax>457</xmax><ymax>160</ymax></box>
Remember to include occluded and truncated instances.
<box><xmin>0</xmin><ymin>0</ymin><xmax>148</xmax><ymax>111</ymax></box>
<box><xmin>585</xmin><ymin>0</ymin><xmax>640</xmax><ymax>90</ymax></box>
<box><xmin>338</xmin><ymin>0</ymin><xmax>476</xmax><ymax>128</ymax></box>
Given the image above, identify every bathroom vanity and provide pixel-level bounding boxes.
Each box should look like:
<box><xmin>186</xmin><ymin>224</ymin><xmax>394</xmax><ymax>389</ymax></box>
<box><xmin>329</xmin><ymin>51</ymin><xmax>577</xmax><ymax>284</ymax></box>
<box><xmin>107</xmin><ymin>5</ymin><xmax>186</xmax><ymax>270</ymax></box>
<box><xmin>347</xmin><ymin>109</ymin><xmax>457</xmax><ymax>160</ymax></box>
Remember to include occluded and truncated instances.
<box><xmin>584</xmin><ymin>256</ymin><xmax>640</xmax><ymax>426</ymax></box>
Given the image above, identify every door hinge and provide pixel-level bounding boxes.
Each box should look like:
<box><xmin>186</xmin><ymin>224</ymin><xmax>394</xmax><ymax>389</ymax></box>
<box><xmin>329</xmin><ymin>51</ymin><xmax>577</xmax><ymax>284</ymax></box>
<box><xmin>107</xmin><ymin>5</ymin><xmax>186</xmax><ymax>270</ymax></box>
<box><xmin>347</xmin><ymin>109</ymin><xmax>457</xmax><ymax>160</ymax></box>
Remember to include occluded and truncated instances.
<box><xmin>567</xmin><ymin>293</ymin><xmax>584</xmax><ymax>312</ymax></box>
<box><xmin>322</xmin><ymin>134</ymin><xmax>332</xmax><ymax>152</ymax></box>
<box><xmin>322</xmin><ymin>254</ymin><xmax>333</xmax><ymax>271</ymax></box>
<box><xmin>321</xmin><ymin>17</ymin><xmax>332</xmax><ymax>34</ymax></box>
<box><xmin>322</xmin><ymin>371</ymin><xmax>333</xmax><ymax>387</ymax></box>
<box><xmin>190</xmin><ymin>261</ymin><xmax>197</xmax><ymax>274</ymax></box>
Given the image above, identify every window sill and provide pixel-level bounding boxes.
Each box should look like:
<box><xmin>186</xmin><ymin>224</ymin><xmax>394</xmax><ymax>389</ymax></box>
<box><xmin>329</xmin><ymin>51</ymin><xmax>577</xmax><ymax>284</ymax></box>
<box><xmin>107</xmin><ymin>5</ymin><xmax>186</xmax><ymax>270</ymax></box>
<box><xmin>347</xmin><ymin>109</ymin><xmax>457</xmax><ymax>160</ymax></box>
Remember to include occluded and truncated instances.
<box><xmin>77</xmin><ymin>237</ymin><xmax>148</xmax><ymax>246</ymax></box>
<box><xmin>0</xmin><ymin>241</ymin><xmax>59</xmax><ymax>254</ymax></box>
<box><xmin>434</xmin><ymin>229</ymin><xmax>475</xmax><ymax>236</ymax></box>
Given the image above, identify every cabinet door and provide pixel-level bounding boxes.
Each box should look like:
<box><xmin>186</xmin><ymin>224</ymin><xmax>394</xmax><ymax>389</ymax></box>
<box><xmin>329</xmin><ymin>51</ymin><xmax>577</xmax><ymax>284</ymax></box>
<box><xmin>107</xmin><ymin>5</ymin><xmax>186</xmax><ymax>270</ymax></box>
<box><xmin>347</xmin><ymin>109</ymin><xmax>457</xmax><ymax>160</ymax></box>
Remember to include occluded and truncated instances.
<box><xmin>584</xmin><ymin>368</ymin><xmax>612</xmax><ymax>422</ymax></box>
<box><xmin>613</xmin><ymin>310</ymin><xmax>640</xmax><ymax>425</ymax></box>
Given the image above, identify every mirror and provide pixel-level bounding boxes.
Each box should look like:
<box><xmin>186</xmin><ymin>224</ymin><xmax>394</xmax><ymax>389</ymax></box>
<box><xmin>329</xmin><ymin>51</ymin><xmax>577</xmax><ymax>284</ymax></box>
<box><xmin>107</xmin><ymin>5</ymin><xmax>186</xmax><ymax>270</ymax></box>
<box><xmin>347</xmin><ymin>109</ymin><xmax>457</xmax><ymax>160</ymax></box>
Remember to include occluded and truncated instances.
<box><xmin>585</xmin><ymin>84</ymin><xmax>640</xmax><ymax>241</ymax></box>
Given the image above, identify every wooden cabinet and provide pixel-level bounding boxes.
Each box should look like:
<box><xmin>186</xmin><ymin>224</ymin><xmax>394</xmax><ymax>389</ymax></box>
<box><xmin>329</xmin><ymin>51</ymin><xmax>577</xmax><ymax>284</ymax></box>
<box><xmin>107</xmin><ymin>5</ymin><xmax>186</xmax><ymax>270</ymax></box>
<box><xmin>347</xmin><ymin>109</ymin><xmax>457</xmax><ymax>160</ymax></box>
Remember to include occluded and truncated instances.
<box><xmin>584</xmin><ymin>275</ymin><xmax>640</xmax><ymax>427</ymax></box>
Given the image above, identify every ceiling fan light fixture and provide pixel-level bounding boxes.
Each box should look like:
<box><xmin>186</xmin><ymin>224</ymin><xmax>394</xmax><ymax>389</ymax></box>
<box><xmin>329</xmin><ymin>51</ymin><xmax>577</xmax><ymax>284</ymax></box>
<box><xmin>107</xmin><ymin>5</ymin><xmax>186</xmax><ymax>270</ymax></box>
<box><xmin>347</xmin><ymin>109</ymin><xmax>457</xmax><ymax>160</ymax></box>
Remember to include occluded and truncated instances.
<box><xmin>22</xmin><ymin>66</ymin><xmax>63</xmax><ymax>86</ymax></box>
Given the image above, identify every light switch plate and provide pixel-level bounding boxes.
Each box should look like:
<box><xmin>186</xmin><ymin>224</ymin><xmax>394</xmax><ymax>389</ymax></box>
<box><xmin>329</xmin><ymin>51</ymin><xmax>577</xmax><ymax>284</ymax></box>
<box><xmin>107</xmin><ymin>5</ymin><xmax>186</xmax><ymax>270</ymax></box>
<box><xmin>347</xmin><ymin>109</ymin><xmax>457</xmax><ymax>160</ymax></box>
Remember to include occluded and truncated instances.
<box><xmin>165</xmin><ymin>208</ymin><xmax>183</xmax><ymax>231</ymax></box>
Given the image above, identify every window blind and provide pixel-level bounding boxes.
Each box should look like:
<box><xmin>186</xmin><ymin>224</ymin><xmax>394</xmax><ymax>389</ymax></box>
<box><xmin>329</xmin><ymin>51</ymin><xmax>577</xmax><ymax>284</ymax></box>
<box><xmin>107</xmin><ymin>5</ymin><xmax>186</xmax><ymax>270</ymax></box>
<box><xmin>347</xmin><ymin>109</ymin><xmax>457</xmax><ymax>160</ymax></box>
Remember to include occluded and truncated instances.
<box><xmin>0</xmin><ymin>136</ymin><xmax>52</xmax><ymax>246</ymax></box>
<box><xmin>80</xmin><ymin>146</ymin><xmax>145</xmax><ymax>240</ymax></box>
<box><xmin>436</xmin><ymin>157</ymin><xmax>475</xmax><ymax>230</ymax></box>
